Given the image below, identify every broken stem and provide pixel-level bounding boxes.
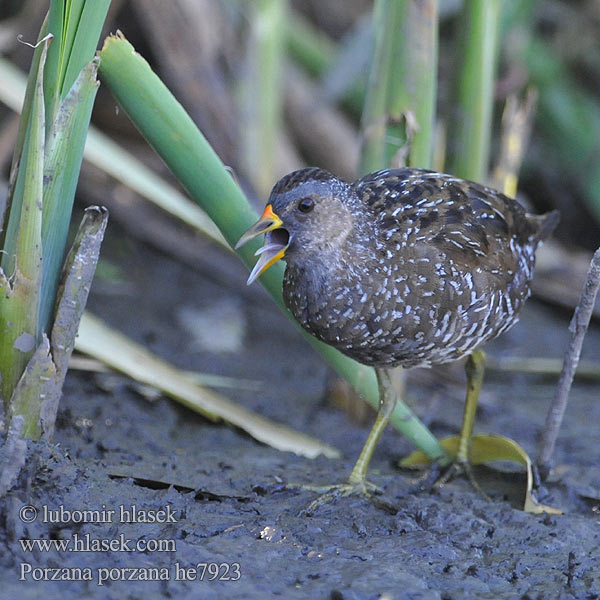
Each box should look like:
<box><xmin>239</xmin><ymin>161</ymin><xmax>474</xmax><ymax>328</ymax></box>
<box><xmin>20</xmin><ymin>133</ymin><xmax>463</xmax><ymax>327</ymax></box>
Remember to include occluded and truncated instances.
<box><xmin>537</xmin><ymin>247</ymin><xmax>600</xmax><ymax>479</ymax></box>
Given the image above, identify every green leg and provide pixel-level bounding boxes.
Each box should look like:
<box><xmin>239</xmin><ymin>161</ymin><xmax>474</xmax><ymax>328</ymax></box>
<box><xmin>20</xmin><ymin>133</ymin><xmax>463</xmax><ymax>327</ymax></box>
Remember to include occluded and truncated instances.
<box><xmin>292</xmin><ymin>367</ymin><xmax>399</xmax><ymax>512</ymax></box>
<box><xmin>437</xmin><ymin>349</ymin><xmax>489</xmax><ymax>498</ymax></box>
<box><xmin>457</xmin><ymin>348</ymin><xmax>486</xmax><ymax>463</ymax></box>
<box><xmin>348</xmin><ymin>368</ymin><xmax>397</xmax><ymax>485</ymax></box>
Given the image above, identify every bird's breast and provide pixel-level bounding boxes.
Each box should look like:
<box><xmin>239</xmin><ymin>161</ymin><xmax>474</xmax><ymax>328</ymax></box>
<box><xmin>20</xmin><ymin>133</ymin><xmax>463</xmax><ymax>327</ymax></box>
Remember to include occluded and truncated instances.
<box><xmin>282</xmin><ymin>241</ymin><xmax>535</xmax><ymax>369</ymax></box>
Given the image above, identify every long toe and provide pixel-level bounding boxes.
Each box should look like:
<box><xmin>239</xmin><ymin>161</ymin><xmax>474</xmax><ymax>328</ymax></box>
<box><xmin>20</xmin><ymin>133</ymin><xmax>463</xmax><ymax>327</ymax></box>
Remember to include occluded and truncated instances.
<box><xmin>435</xmin><ymin>459</ymin><xmax>491</xmax><ymax>501</ymax></box>
<box><xmin>293</xmin><ymin>480</ymin><xmax>397</xmax><ymax>515</ymax></box>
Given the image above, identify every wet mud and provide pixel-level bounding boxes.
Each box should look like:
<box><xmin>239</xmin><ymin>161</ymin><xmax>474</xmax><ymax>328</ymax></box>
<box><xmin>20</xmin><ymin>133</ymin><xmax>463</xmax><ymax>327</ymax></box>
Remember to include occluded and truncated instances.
<box><xmin>1</xmin><ymin>226</ymin><xmax>598</xmax><ymax>599</ymax></box>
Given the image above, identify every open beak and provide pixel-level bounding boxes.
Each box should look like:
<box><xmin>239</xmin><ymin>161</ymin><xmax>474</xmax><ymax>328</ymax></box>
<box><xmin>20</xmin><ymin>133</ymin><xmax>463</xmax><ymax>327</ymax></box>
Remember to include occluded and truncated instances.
<box><xmin>235</xmin><ymin>204</ymin><xmax>290</xmax><ymax>285</ymax></box>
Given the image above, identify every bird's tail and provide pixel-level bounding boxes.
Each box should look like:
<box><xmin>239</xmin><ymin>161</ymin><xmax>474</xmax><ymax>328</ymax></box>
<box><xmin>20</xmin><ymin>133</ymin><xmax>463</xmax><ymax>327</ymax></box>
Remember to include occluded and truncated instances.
<box><xmin>529</xmin><ymin>209</ymin><xmax>560</xmax><ymax>243</ymax></box>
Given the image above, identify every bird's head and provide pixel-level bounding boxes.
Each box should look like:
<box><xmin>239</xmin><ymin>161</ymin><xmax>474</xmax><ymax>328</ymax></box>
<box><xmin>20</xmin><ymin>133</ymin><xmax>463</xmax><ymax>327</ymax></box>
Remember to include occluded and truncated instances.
<box><xmin>236</xmin><ymin>168</ymin><xmax>356</xmax><ymax>285</ymax></box>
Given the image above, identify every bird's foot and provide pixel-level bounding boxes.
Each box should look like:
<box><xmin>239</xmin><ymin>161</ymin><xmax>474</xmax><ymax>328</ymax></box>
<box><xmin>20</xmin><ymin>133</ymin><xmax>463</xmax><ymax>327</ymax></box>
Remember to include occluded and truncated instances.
<box><xmin>286</xmin><ymin>477</ymin><xmax>397</xmax><ymax>515</ymax></box>
<box><xmin>432</xmin><ymin>458</ymin><xmax>491</xmax><ymax>501</ymax></box>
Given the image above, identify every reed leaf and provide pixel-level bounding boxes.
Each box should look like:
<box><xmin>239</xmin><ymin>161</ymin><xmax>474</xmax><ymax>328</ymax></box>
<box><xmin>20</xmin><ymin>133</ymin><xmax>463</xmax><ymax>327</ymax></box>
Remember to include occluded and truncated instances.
<box><xmin>76</xmin><ymin>312</ymin><xmax>341</xmax><ymax>459</ymax></box>
<box><xmin>0</xmin><ymin>37</ymin><xmax>49</xmax><ymax>410</ymax></box>
<box><xmin>39</xmin><ymin>58</ymin><xmax>99</xmax><ymax>335</ymax></box>
<box><xmin>1</xmin><ymin>0</ymin><xmax>111</xmax><ymax>437</ymax></box>
<box><xmin>45</xmin><ymin>0</ymin><xmax>110</xmax><ymax>125</ymax></box>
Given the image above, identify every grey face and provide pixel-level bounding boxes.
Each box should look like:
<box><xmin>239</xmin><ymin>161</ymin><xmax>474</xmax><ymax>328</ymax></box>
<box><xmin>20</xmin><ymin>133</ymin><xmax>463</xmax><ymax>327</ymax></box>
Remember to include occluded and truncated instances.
<box><xmin>268</xmin><ymin>179</ymin><xmax>355</xmax><ymax>260</ymax></box>
<box><xmin>235</xmin><ymin>170</ymin><xmax>356</xmax><ymax>285</ymax></box>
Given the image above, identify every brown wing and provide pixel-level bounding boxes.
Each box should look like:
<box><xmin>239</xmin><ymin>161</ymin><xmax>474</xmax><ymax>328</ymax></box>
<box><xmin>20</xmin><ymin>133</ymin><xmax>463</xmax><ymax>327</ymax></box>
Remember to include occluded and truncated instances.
<box><xmin>349</xmin><ymin>168</ymin><xmax>554</xmax><ymax>364</ymax></box>
<box><xmin>353</xmin><ymin>168</ymin><xmax>544</xmax><ymax>284</ymax></box>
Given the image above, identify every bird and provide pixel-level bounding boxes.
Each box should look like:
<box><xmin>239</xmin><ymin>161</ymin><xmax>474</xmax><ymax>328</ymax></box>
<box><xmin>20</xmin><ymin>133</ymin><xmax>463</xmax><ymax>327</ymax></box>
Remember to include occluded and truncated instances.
<box><xmin>236</xmin><ymin>166</ymin><xmax>559</xmax><ymax>506</ymax></box>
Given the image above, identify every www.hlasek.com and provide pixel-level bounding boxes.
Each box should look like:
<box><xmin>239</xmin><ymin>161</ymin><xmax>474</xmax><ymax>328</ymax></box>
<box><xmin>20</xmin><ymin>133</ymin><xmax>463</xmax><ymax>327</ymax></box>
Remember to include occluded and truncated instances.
<box><xmin>17</xmin><ymin>504</ymin><xmax>241</xmax><ymax>585</ymax></box>
<box><xmin>20</xmin><ymin>533</ymin><xmax>176</xmax><ymax>553</ymax></box>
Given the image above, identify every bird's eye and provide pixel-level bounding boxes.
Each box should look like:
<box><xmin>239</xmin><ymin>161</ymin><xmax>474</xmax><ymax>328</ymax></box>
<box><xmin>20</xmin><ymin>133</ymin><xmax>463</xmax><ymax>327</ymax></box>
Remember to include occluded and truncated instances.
<box><xmin>297</xmin><ymin>198</ymin><xmax>315</xmax><ymax>214</ymax></box>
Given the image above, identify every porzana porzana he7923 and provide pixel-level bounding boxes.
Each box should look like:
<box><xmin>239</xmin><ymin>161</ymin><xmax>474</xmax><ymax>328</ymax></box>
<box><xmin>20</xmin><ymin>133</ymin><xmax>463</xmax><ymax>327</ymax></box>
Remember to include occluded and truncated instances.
<box><xmin>237</xmin><ymin>167</ymin><xmax>559</xmax><ymax>506</ymax></box>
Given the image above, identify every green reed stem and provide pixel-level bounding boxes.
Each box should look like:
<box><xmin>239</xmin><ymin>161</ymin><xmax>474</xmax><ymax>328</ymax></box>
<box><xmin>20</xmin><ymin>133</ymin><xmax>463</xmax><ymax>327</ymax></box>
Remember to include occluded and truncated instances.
<box><xmin>447</xmin><ymin>0</ymin><xmax>501</xmax><ymax>182</ymax></box>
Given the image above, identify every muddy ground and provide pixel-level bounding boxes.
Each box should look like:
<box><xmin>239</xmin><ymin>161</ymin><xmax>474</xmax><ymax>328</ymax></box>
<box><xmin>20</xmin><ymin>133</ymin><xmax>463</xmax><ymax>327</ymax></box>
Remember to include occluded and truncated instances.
<box><xmin>1</xmin><ymin>222</ymin><xmax>599</xmax><ymax>600</ymax></box>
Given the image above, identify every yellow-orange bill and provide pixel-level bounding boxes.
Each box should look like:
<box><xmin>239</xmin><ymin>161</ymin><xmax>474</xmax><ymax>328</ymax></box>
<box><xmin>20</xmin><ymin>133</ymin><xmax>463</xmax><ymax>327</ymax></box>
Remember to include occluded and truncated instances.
<box><xmin>246</xmin><ymin>246</ymin><xmax>286</xmax><ymax>285</ymax></box>
<box><xmin>235</xmin><ymin>204</ymin><xmax>288</xmax><ymax>285</ymax></box>
<box><xmin>235</xmin><ymin>204</ymin><xmax>283</xmax><ymax>249</ymax></box>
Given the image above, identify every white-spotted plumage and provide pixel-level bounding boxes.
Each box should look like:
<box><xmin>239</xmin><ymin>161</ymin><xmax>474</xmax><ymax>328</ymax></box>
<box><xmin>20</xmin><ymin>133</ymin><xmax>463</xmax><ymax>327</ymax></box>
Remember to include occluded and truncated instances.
<box><xmin>259</xmin><ymin>167</ymin><xmax>559</xmax><ymax>369</ymax></box>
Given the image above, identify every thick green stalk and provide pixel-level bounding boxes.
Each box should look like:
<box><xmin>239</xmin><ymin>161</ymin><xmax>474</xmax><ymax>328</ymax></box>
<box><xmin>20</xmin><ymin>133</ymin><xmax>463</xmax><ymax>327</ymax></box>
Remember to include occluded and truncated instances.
<box><xmin>240</xmin><ymin>0</ymin><xmax>287</xmax><ymax>198</ymax></box>
<box><xmin>360</xmin><ymin>0</ymin><xmax>438</xmax><ymax>174</ymax></box>
<box><xmin>0</xmin><ymin>39</ymin><xmax>47</xmax><ymax>409</ymax></box>
<box><xmin>98</xmin><ymin>34</ymin><xmax>445</xmax><ymax>460</ymax></box>
<box><xmin>9</xmin><ymin>207</ymin><xmax>108</xmax><ymax>439</ymax></box>
<box><xmin>99</xmin><ymin>33</ymin><xmax>257</xmax><ymax>251</ymax></box>
<box><xmin>447</xmin><ymin>0</ymin><xmax>501</xmax><ymax>182</ymax></box>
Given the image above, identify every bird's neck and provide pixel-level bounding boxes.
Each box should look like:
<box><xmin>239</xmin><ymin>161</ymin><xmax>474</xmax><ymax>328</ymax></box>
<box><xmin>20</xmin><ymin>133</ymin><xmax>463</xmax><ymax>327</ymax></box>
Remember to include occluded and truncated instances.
<box><xmin>283</xmin><ymin>236</ymin><xmax>378</xmax><ymax>307</ymax></box>
<box><xmin>286</xmin><ymin>223</ymin><xmax>377</xmax><ymax>279</ymax></box>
